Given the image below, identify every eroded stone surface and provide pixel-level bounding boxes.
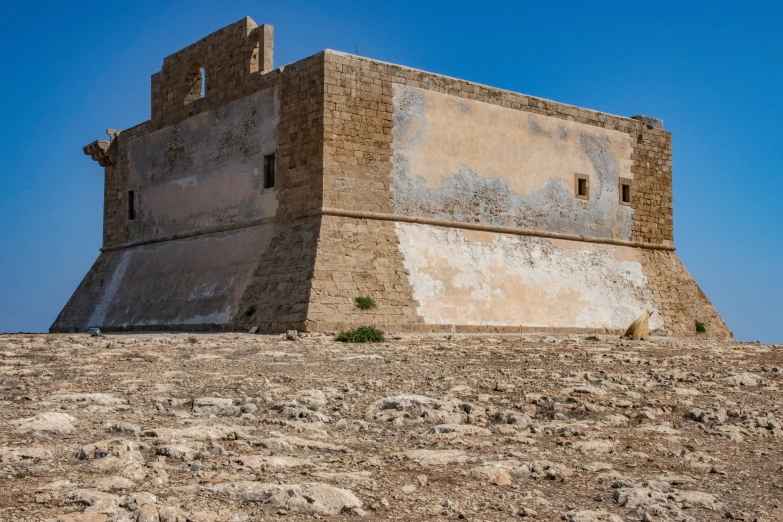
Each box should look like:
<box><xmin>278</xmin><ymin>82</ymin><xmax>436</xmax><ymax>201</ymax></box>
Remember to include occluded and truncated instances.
<box><xmin>0</xmin><ymin>332</ymin><xmax>781</xmax><ymax>521</ymax></box>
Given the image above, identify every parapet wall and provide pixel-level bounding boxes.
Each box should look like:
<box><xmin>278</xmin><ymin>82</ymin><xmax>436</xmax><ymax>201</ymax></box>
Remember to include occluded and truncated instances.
<box><xmin>151</xmin><ymin>17</ymin><xmax>273</xmax><ymax>126</ymax></box>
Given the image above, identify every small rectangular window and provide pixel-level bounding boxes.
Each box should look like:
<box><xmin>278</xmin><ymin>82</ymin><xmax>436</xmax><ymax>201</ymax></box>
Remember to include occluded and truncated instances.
<box><xmin>618</xmin><ymin>178</ymin><xmax>632</xmax><ymax>205</ymax></box>
<box><xmin>127</xmin><ymin>190</ymin><xmax>136</xmax><ymax>220</ymax></box>
<box><xmin>575</xmin><ymin>174</ymin><xmax>589</xmax><ymax>200</ymax></box>
<box><xmin>263</xmin><ymin>153</ymin><xmax>276</xmax><ymax>189</ymax></box>
<box><xmin>578</xmin><ymin>178</ymin><xmax>588</xmax><ymax>196</ymax></box>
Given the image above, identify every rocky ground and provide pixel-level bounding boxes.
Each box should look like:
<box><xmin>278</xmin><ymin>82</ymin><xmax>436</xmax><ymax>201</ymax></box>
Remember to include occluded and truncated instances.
<box><xmin>1</xmin><ymin>332</ymin><xmax>782</xmax><ymax>521</ymax></box>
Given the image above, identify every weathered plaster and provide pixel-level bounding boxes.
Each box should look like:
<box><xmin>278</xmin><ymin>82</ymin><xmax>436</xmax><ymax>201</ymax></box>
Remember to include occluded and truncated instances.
<box><xmin>128</xmin><ymin>87</ymin><xmax>279</xmax><ymax>239</ymax></box>
<box><xmin>395</xmin><ymin>223</ymin><xmax>662</xmax><ymax>330</ymax></box>
<box><xmin>86</xmin><ymin>227</ymin><xmax>274</xmax><ymax>328</ymax></box>
<box><xmin>391</xmin><ymin>85</ymin><xmax>634</xmax><ymax>240</ymax></box>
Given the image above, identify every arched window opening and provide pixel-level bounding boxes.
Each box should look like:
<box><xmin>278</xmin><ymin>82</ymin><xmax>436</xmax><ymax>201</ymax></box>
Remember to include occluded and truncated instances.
<box><xmin>184</xmin><ymin>64</ymin><xmax>206</xmax><ymax>104</ymax></box>
<box><xmin>249</xmin><ymin>33</ymin><xmax>260</xmax><ymax>73</ymax></box>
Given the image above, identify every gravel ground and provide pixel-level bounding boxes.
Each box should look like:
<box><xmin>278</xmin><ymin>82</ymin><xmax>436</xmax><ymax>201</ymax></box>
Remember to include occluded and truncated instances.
<box><xmin>1</xmin><ymin>332</ymin><xmax>782</xmax><ymax>521</ymax></box>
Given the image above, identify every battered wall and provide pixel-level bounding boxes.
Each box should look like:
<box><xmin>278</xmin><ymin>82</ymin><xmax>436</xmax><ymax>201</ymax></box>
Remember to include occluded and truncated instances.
<box><xmin>638</xmin><ymin>250</ymin><xmax>732</xmax><ymax>338</ymax></box>
<box><xmin>87</xmin><ymin>227</ymin><xmax>270</xmax><ymax>329</ymax></box>
<box><xmin>395</xmin><ymin>223</ymin><xmax>663</xmax><ymax>331</ymax></box>
<box><xmin>52</xmin><ymin>220</ymin><xmax>319</xmax><ymax>333</ymax></box>
<box><xmin>232</xmin><ymin>216</ymin><xmax>322</xmax><ymax>332</ymax></box>
<box><xmin>307</xmin><ymin>215</ymin><xmax>424</xmax><ymax>332</ymax></box>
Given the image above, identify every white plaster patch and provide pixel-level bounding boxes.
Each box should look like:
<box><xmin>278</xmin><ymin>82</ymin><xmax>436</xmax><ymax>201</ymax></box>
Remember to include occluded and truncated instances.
<box><xmin>87</xmin><ymin>251</ymin><xmax>132</xmax><ymax>328</ymax></box>
<box><xmin>190</xmin><ymin>283</ymin><xmax>218</xmax><ymax>299</ymax></box>
<box><xmin>173</xmin><ymin>176</ymin><xmax>198</xmax><ymax>188</ymax></box>
<box><xmin>133</xmin><ymin>306</ymin><xmax>233</xmax><ymax>326</ymax></box>
<box><xmin>395</xmin><ymin>223</ymin><xmax>662</xmax><ymax>330</ymax></box>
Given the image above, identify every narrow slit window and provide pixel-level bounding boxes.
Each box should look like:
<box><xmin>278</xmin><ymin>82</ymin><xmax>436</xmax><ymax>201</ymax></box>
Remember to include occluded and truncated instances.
<box><xmin>127</xmin><ymin>190</ymin><xmax>136</xmax><ymax>220</ymax></box>
<box><xmin>621</xmin><ymin>183</ymin><xmax>631</xmax><ymax>203</ymax></box>
<box><xmin>263</xmin><ymin>153</ymin><xmax>276</xmax><ymax>189</ymax></box>
<box><xmin>200</xmin><ymin>67</ymin><xmax>206</xmax><ymax>98</ymax></box>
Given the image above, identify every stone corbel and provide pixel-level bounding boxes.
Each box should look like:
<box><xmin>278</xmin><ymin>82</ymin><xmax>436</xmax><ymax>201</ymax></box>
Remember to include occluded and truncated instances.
<box><xmin>83</xmin><ymin>140</ymin><xmax>113</xmax><ymax>167</ymax></box>
<box><xmin>83</xmin><ymin>129</ymin><xmax>119</xmax><ymax>167</ymax></box>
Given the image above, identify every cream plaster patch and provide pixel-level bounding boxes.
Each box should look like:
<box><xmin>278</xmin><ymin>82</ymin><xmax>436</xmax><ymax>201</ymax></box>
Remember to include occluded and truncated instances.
<box><xmin>391</xmin><ymin>84</ymin><xmax>635</xmax><ymax>240</ymax></box>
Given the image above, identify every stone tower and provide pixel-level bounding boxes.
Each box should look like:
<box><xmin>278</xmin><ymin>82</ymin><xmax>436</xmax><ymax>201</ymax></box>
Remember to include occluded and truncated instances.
<box><xmin>52</xmin><ymin>17</ymin><xmax>731</xmax><ymax>338</ymax></box>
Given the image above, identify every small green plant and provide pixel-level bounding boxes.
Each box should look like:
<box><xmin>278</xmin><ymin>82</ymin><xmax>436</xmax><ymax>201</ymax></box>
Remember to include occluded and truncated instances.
<box><xmin>695</xmin><ymin>320</ymin><xmax>706</xmax><ymax>334</ymax></box>
<box><xmin>354</xmin><ymin>297</ymin><xmax>377</xmax><ymax>310</ymax></box>
<box><xmin>243</xmin><ymin>305</ymin><xmax>257</xmax><ymax>318</ymax></box>
<box><xmin>336</xmin><ymin>326</ymin><xmax>385</xmax><ymax>343</ymax></box>
<box><xmin>585</xmin><ymin>335</ymin><xmax>599</xmax><ymax>341</ymax></box>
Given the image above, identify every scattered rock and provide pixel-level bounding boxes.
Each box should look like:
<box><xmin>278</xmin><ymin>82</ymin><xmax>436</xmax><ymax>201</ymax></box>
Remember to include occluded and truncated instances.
<box><xmin>394</xmin><ymin>449</ymin><xmax>471</xmax><ymax>467</ymax></box>
<box><xmin>13</xmin><ymin>412</ymin><xmax>76</xmax><ymax>434</ymax></box>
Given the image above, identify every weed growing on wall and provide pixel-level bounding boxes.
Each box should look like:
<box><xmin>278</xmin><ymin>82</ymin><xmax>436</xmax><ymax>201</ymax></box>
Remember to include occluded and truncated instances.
<box><xmin>695</xmin><ymin>320</ymin><xmax>707</xmax><ymax>334</ymax></box>
<box><xmin>243</xmin><ymin>305</ymin><xmax>257</xmax><ymax>317</ymax></box>
<box><xmin>354</xmin><ymin>297</ymin><xmax>377</xmax><ymax>310</ymax></box>
<box><xmin>336</xmin><ymin>326</ymin><xmax>385</xmax><ymax>343</ymax></box>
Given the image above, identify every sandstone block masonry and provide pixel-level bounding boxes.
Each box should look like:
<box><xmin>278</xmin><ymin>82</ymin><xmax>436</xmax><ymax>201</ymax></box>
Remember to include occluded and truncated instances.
<box><xmin>52</xmin><ymin>17</ymin><xmax>731</xmax><ymax>338</ymax></box>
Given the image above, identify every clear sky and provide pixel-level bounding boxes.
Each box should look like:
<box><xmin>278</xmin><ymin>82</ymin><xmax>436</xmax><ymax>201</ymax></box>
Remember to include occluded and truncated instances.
<box><xmin>0</xmin><ymin>1</ymin><xmax>780</xmax><ymax>342</ymax></box>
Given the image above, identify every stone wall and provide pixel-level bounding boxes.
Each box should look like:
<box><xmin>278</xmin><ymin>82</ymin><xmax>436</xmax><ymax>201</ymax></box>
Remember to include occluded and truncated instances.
<box><xmin>315</xmin><ymin>50</ymin><xmax>721</xmax><ymax>336</ymax></box>
<box><xmin>126</xmin><ymin>87</ymin><xmax>279</xmax><ymax>242</ymax></box>
<box><xmin>101</xmin><ymin>25</ymin><xmax>323</xmax><ymax>251</ymax></box>
<box><xmin>638</xmin><ymin>250</ymin><xmax>732</xmax><ymax>338</ymax></box>
<box><xmin>307</xmin><ymin>215</ymin><xmax>423</xmax><ymax>332</ymax></box>
<box><xmin>321</xmin><ymin>50</ymin><xmax>672</xmax><ymax>247</ymax></box>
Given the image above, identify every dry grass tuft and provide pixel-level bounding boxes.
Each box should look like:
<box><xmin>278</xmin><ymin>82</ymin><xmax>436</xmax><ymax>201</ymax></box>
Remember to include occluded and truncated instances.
<box><xmin>623</xmin><ymin>311</ymin><xmax>653</xmax><ymax>340</ymax></box>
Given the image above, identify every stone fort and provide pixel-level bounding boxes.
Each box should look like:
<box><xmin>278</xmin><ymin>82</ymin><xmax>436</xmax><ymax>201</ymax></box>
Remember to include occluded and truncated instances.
<box><xmin>52</xmin><ymin>17</ymin><xmax>731</xmax><ymax>338</ymax></box>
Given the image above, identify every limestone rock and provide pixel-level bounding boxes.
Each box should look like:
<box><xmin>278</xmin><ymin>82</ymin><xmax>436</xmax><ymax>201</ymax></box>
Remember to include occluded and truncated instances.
<box><xmin>13</xmin><ymin>412</ymin><xmax>76</xmax><ymax>434</ymax></box>
<box><xmin>205</xmin><ymin>482</ymin><xmax>362</xmax><ymax>515</ymax></box>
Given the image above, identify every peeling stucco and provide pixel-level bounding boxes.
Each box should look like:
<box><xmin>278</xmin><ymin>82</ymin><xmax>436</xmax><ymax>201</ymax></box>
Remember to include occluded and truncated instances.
<box><xmin>128</xmin><ymin>86</ymin><xmax>279</xmax><ymax>239</ymax></box>
<box><xmin>396</xmin><ymin>223</ymin><xmax>662</xmax><ymax>330</ymax></box>
<box><xmin>87</xmin><ymin>251</ymin><xmax>131</xmax><ymax>328</ymax></box>
<box><xmin>391</xmin><ymin>85</ymin><xmax>634</xmax><ymax>240</ymax></box>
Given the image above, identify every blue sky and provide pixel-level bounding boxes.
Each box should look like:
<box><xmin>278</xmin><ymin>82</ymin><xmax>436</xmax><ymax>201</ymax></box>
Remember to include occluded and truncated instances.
<box><xmin>0</xmin><ymin>1</ymin><xmax>780</xmax><ymax>342</ymax></box>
